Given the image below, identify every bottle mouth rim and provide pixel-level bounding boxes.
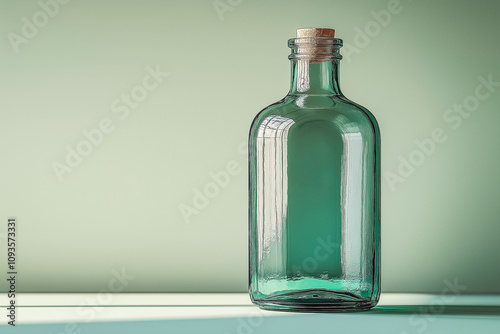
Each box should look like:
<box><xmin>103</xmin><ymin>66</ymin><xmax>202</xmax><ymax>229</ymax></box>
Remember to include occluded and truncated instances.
<box><xmin>288</xmin><ymin>37</ymin><xmax>343</xmax><ymax>47</ymax></box>
<box><xmin>288</xmin><ymin>38</ymin><xmax>343</xmax><ymax>61</ymax></box>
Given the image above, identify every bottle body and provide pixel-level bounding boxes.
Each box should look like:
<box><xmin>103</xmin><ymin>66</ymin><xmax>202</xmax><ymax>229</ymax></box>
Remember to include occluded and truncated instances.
<box><xmin>248</xmin><ymin>30</ymin><xmax>380</xmax><ymax>312</ymax></box>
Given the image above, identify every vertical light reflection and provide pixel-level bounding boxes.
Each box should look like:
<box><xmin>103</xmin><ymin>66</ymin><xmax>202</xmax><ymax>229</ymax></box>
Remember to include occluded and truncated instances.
<box><xmin>340</xmin><ymin>132</ymin><xmax>364</xmax><ymax>279</ymax></box>
<box><xmin>297</xmin><ymin>59</ymin><xmax>310</xmax><ymax>92</ymax></box>
<box><xmin>256</xmin><ymin>116</ymin><xmax>295</xmax><ymax>278</ymax></box>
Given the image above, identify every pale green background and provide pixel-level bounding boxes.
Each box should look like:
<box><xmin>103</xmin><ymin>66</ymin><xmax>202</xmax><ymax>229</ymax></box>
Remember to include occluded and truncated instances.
<box><xmin>0</xmin><ymin>0</ymin><xmax>499</xmax><ymax>293</ymax></box>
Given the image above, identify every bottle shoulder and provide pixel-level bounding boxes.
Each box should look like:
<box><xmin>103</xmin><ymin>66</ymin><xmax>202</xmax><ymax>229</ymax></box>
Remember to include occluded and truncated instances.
<box><xmin>335</xmin><ymin>96</ymin><xmax>381</xmax><ymax>136</ymax></box>
<box><xmin>250</xmin><ymin>94</ymin><xmax>380</xmax><ymax>137</ymax></box>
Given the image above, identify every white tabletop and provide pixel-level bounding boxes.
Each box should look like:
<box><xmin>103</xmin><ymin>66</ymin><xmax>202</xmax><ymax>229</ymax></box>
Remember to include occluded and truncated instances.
<box><xmin>1</xmin><ymin>293</ymin><xmax>499</xmax><ymax>333</ymax></box>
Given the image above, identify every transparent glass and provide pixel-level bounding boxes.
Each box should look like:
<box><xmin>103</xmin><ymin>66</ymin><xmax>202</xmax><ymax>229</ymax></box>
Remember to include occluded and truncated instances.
<box><xmin>248</xmin><ymin>36</ymin><xmax>380</xmax><ymax>312</ymax></box>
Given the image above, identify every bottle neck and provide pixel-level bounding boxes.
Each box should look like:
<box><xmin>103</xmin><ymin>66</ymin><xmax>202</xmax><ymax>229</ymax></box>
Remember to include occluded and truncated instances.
<box><xmin>289</xmin><ymin>59</ymin><xmax>341</xmax><ymax>95</ymax></box>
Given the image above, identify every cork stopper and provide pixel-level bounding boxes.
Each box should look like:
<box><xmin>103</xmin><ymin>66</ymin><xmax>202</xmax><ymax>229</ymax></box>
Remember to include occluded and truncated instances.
<box><xmin>291</xmin><ymin>28</ymin><xmax>338</xmax><ymax>65</ymax></box>
<box><xmin>296</xmin><ymin>28</ymin><xmax>335</xmax><ymax>38</ymax></box>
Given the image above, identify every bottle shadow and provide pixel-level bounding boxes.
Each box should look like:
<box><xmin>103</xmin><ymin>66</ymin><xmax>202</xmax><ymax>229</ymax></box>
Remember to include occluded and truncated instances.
<box><xmin>367</xmin><ymin>305</ymin><xmax>500</xmax><ymax>316</ymax></box>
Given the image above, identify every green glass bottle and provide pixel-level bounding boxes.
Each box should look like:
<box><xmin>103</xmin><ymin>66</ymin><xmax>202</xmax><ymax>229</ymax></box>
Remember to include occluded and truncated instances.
<box><xmin>248</xmin><ymin>28</ymin><xmax>380</xmax><ymax>312</ymax></box>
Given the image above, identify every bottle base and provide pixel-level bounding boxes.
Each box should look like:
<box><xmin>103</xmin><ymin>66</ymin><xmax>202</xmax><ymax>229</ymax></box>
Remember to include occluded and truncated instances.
<box><xmin>251</xmin><ymin>289</ymin><xmax>378</xmax><ymax>313</ymax></box>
